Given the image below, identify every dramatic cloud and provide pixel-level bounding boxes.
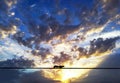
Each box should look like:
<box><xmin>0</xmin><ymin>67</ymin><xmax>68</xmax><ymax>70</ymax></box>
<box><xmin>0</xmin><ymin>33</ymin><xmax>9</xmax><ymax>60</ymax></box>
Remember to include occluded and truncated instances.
<box><xmin>0</xmin><ymin>0</ymin><xmax>120</xmax><ymax>83</ymax></box>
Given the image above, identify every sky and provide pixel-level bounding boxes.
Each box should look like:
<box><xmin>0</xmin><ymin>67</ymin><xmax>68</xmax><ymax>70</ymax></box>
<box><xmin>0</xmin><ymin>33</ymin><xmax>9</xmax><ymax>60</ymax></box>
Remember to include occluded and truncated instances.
<box><xmin>0</xmin><ymin>0</ymin><xmax>120</xmax><ymax>83</ymax></box>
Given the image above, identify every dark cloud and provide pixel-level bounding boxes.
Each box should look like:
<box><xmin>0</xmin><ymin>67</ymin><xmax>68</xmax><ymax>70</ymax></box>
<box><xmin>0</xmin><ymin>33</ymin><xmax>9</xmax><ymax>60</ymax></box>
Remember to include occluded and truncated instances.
<box><xmin>53</xmin><ymin>52</ymin><xmax>71</xmax><ymax>65</ymax></box>
<box><xmin>74</xmin><ymin>37</ymin><xmax>120</xmax><ymax>59</ymax></box>
<box><xmin>89</xmin><ymin>37</ymin><xmax>120</xmax><ymax>54</ymax></box>
<box><xmin>0</xmin><ymin>57</ymin><xmax>34</xmax><ymax>67</ymax></box>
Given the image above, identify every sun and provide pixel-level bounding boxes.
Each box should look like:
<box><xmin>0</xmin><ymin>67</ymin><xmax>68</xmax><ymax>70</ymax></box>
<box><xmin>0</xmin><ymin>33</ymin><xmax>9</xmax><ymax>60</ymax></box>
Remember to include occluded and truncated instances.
<box><xmin>40</xmin><ymin>51</ymin><xmax>111</xmax><ymax>83</ymax></box>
